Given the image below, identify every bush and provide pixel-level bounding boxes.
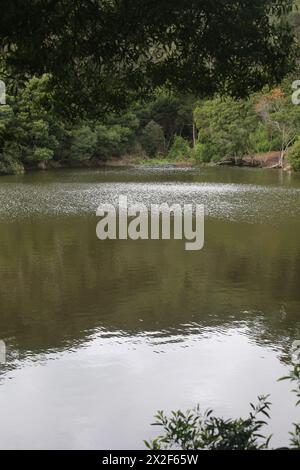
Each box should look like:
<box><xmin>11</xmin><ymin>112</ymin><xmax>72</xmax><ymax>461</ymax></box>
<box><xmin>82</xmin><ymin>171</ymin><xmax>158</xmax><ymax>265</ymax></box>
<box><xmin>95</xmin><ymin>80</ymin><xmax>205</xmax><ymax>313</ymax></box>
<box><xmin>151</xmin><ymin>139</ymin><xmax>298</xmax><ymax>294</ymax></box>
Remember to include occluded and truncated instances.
<box><xmin>94</xmin><ymin>124</ymin><xmax>133</xmax><ymax>159</ymax></box>
<box><xmin>248</xmin><ymin>123</ymin><xmax>271</xmax><ymax>154</ymax></box>
<box><xmin>168</xmin><ymin>135</ymin><xmax>191</xmax><ymax>160</ymax></box>
<box><xmin>140</xmin><ymin>120</ymin><xmax>165</xmax><ymax>157</ymax></box>
<box><xmin>145</xmin><ymin>365</ymin><xmax>300</xmax><ymax>450</ymax></box>
<box><xmin>288</xmin><ymin>137</ymin><xmax>300</xmax><ymax>171</ymax></box>
<box><xmin>27</xmin><ymin>147</ymin><xmax>54</xmax><ymax>163</ymax></box>
<box><xmin>0</xmin><ymin>152</ymin><xmax>24</xmax><ymax>175</ymax></box>
<box><xmin>145</xmin><ymin>396</ymin><xmax>272</xmax><ymax>450</ymax></box>
<box><xmin>191</xmin><ymin>142</ymin><xmax>217</xmax><ymax>163</ymax></box>
<box><xmin>69</xmin><ymin>126</ymin><xmax>97</xmax><ymax>160</ymax></box>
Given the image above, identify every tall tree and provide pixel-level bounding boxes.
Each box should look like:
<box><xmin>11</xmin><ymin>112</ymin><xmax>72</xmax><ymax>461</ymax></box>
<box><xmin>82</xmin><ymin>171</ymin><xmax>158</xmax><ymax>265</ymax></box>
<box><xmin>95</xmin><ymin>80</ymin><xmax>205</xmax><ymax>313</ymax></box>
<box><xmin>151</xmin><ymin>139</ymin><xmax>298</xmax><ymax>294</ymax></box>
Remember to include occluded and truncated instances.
<box><xmin>256</xmin><ymin>86</ymin><xmax>300</xmax><ymax>166</ymax></box>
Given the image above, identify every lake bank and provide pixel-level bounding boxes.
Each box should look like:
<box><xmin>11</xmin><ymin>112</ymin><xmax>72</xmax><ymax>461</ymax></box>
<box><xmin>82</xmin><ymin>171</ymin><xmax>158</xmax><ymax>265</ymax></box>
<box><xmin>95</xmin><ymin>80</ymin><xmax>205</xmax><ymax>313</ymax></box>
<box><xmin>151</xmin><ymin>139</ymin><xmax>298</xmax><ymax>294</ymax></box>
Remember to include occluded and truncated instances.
<box><xmin>0</xmin><ymin>150</ymin><xmax>295</xmax><ymax>177</ymax></box>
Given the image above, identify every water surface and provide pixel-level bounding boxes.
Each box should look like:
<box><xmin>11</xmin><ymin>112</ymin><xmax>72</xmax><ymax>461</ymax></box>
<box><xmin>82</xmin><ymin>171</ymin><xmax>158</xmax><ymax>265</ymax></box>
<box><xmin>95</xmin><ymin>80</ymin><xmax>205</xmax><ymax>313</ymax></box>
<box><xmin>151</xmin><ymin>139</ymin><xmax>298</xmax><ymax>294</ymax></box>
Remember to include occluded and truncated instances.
<box><xmin>0</xmin><ymin>166</ymin><xmax>300</xmax><ymax>449</ymax></box>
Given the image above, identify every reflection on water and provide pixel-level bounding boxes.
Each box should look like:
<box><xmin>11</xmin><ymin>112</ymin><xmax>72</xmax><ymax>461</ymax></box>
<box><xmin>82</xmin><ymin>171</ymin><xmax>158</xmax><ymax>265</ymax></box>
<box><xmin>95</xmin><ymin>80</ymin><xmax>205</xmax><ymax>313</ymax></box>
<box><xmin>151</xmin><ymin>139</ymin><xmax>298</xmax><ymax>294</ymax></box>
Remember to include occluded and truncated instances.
<box><xmin>0</xmin><ymin>166</ymin><xmax>300</xmax><ymax>449</ymax></box>
<box><xmin>1</xmin><ymin>167</ymin><xmax>300</xmax><ymax>223</ymax></box>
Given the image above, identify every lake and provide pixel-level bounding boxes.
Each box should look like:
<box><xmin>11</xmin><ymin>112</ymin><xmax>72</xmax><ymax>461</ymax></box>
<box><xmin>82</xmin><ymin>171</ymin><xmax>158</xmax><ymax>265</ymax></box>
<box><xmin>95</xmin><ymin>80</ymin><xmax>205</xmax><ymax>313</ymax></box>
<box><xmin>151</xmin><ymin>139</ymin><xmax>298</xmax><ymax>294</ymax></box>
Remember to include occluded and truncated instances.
<box><xmin>0</xmin><ymin>166</ymin><xmax>300</xmax><ymax>449</ymax></box>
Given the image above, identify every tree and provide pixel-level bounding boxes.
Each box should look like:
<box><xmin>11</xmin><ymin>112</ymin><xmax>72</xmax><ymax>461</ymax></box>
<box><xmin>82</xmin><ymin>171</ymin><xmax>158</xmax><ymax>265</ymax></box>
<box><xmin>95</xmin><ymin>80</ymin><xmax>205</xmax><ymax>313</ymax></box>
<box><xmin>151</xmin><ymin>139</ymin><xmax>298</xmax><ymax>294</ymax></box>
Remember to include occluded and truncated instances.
<box><xmin>69</xmin><ymin>126</ymin><xmax>97</xmax><ymax>161</ymax></box>
<box><xmin>140</xmin><ymin>120</ymin><xmax>165</xmax><ymax>157</ymax></box>
<box><xmin>255</xmin><ymin>86</ymin><xmax>300</xmax><ymax>167</ymax></box>
<box><xmin>0</xmin><ymin>1</ymin><xmax>295</xmax><ymax>116</ymax></box>
<box><xmin>194</xmin><ymin>97</ymin><xmax>259</xmax><ymax>162</ymax></box>
<box><xmin>0</xmin><ymin>74</ymin><xmax>65</xmax><ymax>172</ymax></box>
<box><xmin>168</xmin><ymin>136</ymin><xmax>191</xmax><ymax>160</ymax></box>
<box><xmin>148</xmin><ymin>96</ymin><xmax>194</xmax><ymax>149</ymax></box>
<box><xmin>93</xmin><ymin>123</ymin><xmax>135</xmax><ymax>159</ymax></box>
<box><xmin>288</xmin><ymin>136</ymin><xmax>300</xmax><ymax>170</ymax></box>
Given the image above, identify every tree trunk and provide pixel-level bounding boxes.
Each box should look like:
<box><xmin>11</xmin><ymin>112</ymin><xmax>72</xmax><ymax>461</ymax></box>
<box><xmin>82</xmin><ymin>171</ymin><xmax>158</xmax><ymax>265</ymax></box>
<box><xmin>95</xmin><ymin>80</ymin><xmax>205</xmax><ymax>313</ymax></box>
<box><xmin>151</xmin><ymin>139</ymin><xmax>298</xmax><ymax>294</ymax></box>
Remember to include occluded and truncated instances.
<box><xmin>192</xmin><ymin>122</ymin><xmax>197</xmax><ymax>148</ymax></box>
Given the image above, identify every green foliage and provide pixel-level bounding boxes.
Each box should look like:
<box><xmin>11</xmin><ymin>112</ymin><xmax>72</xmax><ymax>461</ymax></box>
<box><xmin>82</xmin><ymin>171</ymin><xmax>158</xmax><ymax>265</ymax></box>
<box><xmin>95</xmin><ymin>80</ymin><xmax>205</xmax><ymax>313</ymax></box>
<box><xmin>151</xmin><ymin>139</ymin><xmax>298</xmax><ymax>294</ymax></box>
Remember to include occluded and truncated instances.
<box><xmin>94</xmin><ymin>124</ymin><xmax>134</xmax><ymax>160</ymax></box>
<box><xmin>194</xmin><ymin>97</ymin><xmax>258</xmax><ymax>161</ymax></box>
<box><xmin>190</xmin><ymin>143</ymin><xmax>206</xmax><ymax>163</ymax></box>
<box><xmin>191</xmin><ymin>142</ymin><xmax>217</xmax><ymax>163</ymax></box>
<box><xmin>0</xmin><ymin>75</ymin><xmax>62</xmax><ymax>171</ymax></box>
<box><xmin>194</xmin><ymin>79</ymin><xmax>300</xmax><ymax>165</ymax></box>
<box><xmin>30</xmin><ymin>147</ymin><xmax>53</xmax><ymax>163</ymax></box>
<box><xmin>1</xmin><ymin>68</ymin><xmax>300</xmax><ymax>174</ymax></box>
<box><xmin>146</xmin><ymin>96</ymin><xmax>194</xmax><ymax>148</ymax></box>
<box><xmin>140</xmin><ymin>120</ymin><xmax>165</xmax><ymax>158</ymax></box>
<box><xmin>0</xmin><ymin>1</ymin><xmax>295</xmax><ymax>115</ymax></box>
<box><xmin>288</xmin><ymin>137</ymin><xmax>300</xmax><ymax>170</ymax></box>
<box><xmin>279</xmin><ymin>365</ymin><xmax>300</xmax><ymax>448</ymax></box>
<box><xmin>0</xmin><ymin>73</ymin><xmax>196</xmax><ymax>171</ymax></box>
<box><xmin>68</xmin><ymin>126</ymin><xmax>97</xmax><ymax>161</ymax></box>
<box><xmin>168</xmin><ymin>136</ymin><xmax>191</xmax><ymax>160</ymax></box>
<box><xmin>0</xmin><ymin>2</ymin><xmax>299</xmax><ymax>172</ymax></box>
<box><xmin>248</xmin><ymin>123</ymin><xmax>273</xmax><ymax>154</ymax></box>
<box><xmin>146</xmin><ymin>366</ymin><xmax>300</xmax><ymax>450</ymax></box>
<box><xmin>145</xmin><ymin>396</ymin><xmax>272</xmax><ymax>450</ymax></box>
<box><xmin>0</xmin><ymin>152</ymin><xmax>24</xmax><ymax>175</ymax></box>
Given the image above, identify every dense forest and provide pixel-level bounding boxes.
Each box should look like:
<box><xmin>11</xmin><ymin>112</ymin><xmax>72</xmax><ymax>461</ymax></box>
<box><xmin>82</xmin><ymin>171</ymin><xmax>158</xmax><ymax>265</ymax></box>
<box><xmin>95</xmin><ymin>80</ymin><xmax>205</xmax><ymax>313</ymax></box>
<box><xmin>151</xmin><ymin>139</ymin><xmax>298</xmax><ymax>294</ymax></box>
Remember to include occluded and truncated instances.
<box><xmin>1</xmin><ymin>0</ymin><xmax>300</xmax><ymax>453</ymax></box>
<box><xmin>2</xmin><ymin>72</ymin><xmax>300</xmax><ymax>175</ymax></box>
<box><xmin>1</xmin><ymin>1</ymin><xmax>300</xmax><ymax>175</ymax></box>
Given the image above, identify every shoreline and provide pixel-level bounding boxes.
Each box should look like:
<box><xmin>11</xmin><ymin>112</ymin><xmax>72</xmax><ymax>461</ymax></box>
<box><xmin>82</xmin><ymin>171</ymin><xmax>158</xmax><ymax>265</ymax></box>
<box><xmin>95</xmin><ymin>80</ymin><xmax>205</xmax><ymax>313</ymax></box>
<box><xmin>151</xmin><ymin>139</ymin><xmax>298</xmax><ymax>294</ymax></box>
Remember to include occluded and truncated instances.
<box><xmin>0</xmin><ymin>151</ymin><xmax>294</xmax><ymax>176</ymax></box>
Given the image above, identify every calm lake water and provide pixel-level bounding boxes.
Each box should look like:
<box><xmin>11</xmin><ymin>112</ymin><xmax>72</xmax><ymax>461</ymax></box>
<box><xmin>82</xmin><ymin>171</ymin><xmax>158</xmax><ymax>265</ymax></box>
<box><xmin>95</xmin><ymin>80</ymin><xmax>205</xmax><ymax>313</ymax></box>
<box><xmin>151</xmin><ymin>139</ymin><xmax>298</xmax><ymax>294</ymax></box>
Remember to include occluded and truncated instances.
<box><xmin>0</xmin><ymin>166</ymin><xmax>300</xmax><ymax>449</ymax></box>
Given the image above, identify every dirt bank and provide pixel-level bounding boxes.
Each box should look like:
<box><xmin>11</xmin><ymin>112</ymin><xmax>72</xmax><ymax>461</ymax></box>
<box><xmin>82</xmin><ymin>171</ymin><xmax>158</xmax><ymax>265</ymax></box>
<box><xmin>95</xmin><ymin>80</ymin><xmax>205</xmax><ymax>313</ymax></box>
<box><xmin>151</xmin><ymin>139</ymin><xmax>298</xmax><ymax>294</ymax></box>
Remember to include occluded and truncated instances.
<box><xmin>218</xmin><ymin>151</ymin><xmax>290</xmax><ymax>169</ymax></box>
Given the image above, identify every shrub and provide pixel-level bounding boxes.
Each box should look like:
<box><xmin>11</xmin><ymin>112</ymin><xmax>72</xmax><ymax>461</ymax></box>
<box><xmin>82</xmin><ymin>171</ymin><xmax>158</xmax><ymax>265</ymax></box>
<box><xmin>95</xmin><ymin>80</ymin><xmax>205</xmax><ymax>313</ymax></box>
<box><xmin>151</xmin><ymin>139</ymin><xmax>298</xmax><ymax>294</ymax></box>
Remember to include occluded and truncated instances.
<box><xmin>248</xmin><ymin>123</ymin><xmax>271</xmax><ymax>154</ymax></box>
<box><xmin>191</xmin><ymin>142</ymin><xmax>217</xmax><ymax>163</ymax></box>
<box><xmin>69</xmin><ymin>126</ymin><xmax>97</xmax><ymax>160</ymax></box>
<box><xmin>288</xmin><ymin>137</ymin><xmax>300</xmax><ymax>171</ymax></box>
<box><xmin>168</xmin><ymin>135</ymin><xmax>191</xmax><ymax>160</ymax></box>
<box><xmin>0</xmin><ymin>152</ymin><xmax>24</xmax><ymax>175</ymax></box>
<box><xmin>145</xmin><ymin>365</ymin><xmax>300</xmax><ymax>450</ymax></box>
<box><xmin>94</xmin><ymin>124</ymin><xmax>133</xmax><ymax>159</ymax></box>
<box><xmin>27</xmin><ymin>147</ymin><xmax>54</xmax><ymax>163</ymax></box>
<box><xmin>140</xmin><ymin>120</ymin><xmax>165</xmax><ymax>157</ymax></box>
<box><xmin>145</xmin><ymin>396</ymin><xmax>272</xmax><ymax>450</ymax></box>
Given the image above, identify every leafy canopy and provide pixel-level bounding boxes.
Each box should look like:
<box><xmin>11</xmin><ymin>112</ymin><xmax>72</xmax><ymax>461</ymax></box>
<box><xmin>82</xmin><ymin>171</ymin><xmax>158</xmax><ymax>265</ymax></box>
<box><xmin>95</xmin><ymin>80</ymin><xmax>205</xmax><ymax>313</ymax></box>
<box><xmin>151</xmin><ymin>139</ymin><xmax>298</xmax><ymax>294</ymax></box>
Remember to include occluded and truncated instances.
<box><xmin>0</xmin><ymin>0</ymin><xmax>296</xmax><ymax>116</ymax></box>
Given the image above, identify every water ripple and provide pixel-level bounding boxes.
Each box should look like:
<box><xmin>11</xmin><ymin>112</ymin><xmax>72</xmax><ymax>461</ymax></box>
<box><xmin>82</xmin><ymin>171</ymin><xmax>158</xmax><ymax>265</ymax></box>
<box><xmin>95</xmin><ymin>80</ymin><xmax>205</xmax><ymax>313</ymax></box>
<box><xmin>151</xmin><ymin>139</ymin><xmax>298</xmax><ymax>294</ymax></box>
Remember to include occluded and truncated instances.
<box><xmin>1</xmin><ymin>179</ymin><xmax>300</xmax><ymax>223</ymax></box>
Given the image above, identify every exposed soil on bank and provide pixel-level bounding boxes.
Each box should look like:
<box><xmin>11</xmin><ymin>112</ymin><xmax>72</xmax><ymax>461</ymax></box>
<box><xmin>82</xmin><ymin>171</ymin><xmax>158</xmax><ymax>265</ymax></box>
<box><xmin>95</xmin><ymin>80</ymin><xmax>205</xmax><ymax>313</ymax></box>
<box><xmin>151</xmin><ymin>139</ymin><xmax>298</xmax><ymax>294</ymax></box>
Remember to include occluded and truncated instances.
<box><xmin>218</xmin><ymin>151</ymin><xmax>291</xmax><ymax>170</ymax></box>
